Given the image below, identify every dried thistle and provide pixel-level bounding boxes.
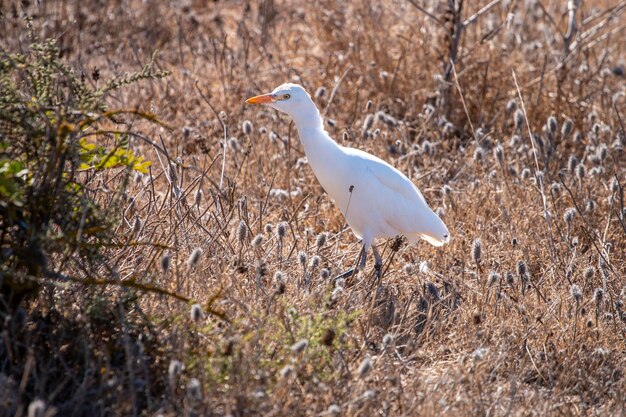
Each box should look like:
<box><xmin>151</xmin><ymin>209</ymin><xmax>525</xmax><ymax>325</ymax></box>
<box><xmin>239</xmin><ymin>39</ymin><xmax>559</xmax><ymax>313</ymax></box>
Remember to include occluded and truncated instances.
<box><xmin>242</xmin><ymin>120</ymin><xmax>253</xmax><ymax>135</ymax></box>
<box><xmin>190</xmin><ymin>304</ymin><xmax>203</xmax><ymax>321</ymax></box>
<box><xmin>547</xmin><ymin>116</ymin><xmax>557</xmax><ymax>134</ymax></box>
<box><xmin>237</xmin><ymin>220</ymin><xmax>248</xmax><ymax>244</ymax></box>
<box><xmin>291</xmin><ymin>339</ymin><xmax>308</xmax><ymax>354</ymax></box>
<box><xmin>357</xmin><ymin>356</ymin><xmax>372</xmax><ymax>378</ymax></box>
<box><xmin>514</xmin><ymin>109</ymin><xmax>524</xmax><ymax>131</ymax></box>
<box><xmin>161</xmin><ymin>252</ymin><xmax>171</xmax><ymax>273</ymax></box>
<box><xmin>187</xmin><ymin>248</ymin><xmax>203</xmax><ymax>269</ymax></box>
<box><xmin>488</xmin><ymin>271</ymin><xmax>500</xmax><ymax>287</ymax></box>
<box><xmin>561</xmin><ymin>118</ymin><xmax>573</xmax><ymax>138</ymax></box>
<box><xmin>471</xmin><ymin>238</ymin><xmax>482</xmax><ymax>264</ymax></box>
<box><xmin>570</xmin><ymin>284</ymin><xmax>582</xmax><ymax>302</ymax></box>
<box><xmin>276</xmin><ymin>222</ymin><xmax>288</xmax><ymax>239</ymax></box>
<box><xmin>316</xmin><ymin>232</ymin><xmax>328</xmax><ymax>249</ymax></box>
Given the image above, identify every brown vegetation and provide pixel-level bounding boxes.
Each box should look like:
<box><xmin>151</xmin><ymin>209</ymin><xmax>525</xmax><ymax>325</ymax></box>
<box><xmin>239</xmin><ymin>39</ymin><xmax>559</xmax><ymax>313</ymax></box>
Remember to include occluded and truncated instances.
<box><xmin>1</xmin><ymin>0</ymin><xmax>625</xmax><ymax>416</ymax></box>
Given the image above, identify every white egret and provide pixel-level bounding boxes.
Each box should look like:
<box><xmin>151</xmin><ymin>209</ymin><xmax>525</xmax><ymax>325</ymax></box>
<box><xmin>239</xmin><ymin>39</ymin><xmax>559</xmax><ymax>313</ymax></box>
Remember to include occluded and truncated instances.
<box><xmin>246</xmin><ymin>83</ymin><xmax>449</xmax><ymax>278</ymax></box>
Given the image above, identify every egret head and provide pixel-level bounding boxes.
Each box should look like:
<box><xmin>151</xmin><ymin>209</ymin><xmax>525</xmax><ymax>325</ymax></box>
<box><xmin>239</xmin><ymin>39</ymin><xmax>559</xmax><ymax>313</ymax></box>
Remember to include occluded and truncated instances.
<box><xmin>246</xmin><ymin>83</ymin><xmax>316</xmax><ymax>119</ymax></box>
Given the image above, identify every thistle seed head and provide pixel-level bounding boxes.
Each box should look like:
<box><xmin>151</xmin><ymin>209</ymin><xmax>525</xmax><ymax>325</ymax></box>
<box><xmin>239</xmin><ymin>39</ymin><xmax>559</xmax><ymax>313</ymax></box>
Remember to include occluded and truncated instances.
<box><xmin>471</xmin><ymin>238</ymin><xmax>482</xmax><ymax>264</ymax></box>
<box><xmin>291</xmin><ymin>339</ymin><xmax>308</xmax><ymax>354</ymax></box>
<box><xmin>594</xmin><ymin>288</ymin><xmax>604</xmax><ymax>305</ymax></box>
<box><xmin>237</xmin><ymin>220</ymin><xmax>248</xmax><ymax>244</ymax></box>
<box><xmin>298</xmin><ymin>251</ymin><xmax>308</xmax><ymax>267</ymax></box>
<box><xmin>570</xmin><ymin>284</ymin><xmax>582</xmax><ymax>302</ymax></box>
<box><xmin>242</xmin><ymin>120</ymin><xmax>253</xmax><ymax>135</ymax></box>
<box><xmin>320</xmin><ymin>268</ymin><xmax>330</xmax><ymax>279</ymax></box>
<box><xmin>488</xmin><ymin>271</ymin><xmax>501</xmax><ymax>287</ymax></box>
<box><xmin>547</xmin><ymin>116</ymin><xmax>557</xmax><ymax>134</ymax></box>
<box><xmin>316</xmin><ymin>232</ymin><xmax>328</xmax><ymax>248</ymax></box>
<box><xmin>494</xmin><ymin>145</ymin><xmax>504</xmax><ymax>165</ymax></box>
<box><xmin>505</xmin><ymin>99</ymin><xmax>517</xmax><ymax>113</ymax></box>
<box><xmin>168</xmin><ymin>359</ymin><xmax>183</xmax><ymax>381</ymax></box>
<box><xmin>190</xmin><ymin>304</ymin><xmax>203</xmax><ymax>321</ymax></box>
<box><xmin>568</xmin><ymin>155</ymin><xmax>579</xmax><ymax>173</ymax></box>
<box><xmin>561</xmin><ymin>118</ymin><xmax>573</xmax><ymax>138</ymax></box>
<box><xmin>576</xmin><ymin>163</ymin><xmax>586</xmax><ymax>180</ymax></box>
<box><xmin>188</xmin><ymin>248</ymin><xmax>203</xmax><ymax>268</ymax></box>
<box><xmin>276</xmin><ymin>222</ymin><xmax>288</xmax><ymax>239</ymax></box>
<box><xmin>252</xmin><ymin>234</ymin><xmax>263</xmax><ymax>248</ymax></box>
<box><xmin>473</xmin><ymin>147</ymin><xmax>485</xmax><ymax>163</ymax></box>
<box><xmin>161</xmin><ymin>252</ymin><xmax>171</xmax><ymax>273</ymax></box>
<box><xmin>357</xmin><ymin>356</ymin><xmax>372</xmax><ymax>378</ymax></box>
<box><xmin>564</xmin><ymin>208</ymin><xmax>576</xmax><ymax>224</ymax></box>
<box><xmin>279</xmin><ymin>365</ymin><xmax>294</xmax><ymax>378</ymax></box>
<box><xmin>310</xmin><ymin>255</ymin><xmax>320</xmax><ymax>270</ymax></box>
<box><xmin>514</xmin><ymin>109</ymin><xmax>524</xmax><ymax>131</ymax></box>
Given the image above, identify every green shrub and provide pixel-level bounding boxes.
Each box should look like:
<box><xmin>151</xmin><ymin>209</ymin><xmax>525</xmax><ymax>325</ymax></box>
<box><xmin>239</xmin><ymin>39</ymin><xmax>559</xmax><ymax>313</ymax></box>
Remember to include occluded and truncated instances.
<box><xmin>0</xmin><ymin>23</ymin><xmax>169</xmax><ymax>315</ymax></box>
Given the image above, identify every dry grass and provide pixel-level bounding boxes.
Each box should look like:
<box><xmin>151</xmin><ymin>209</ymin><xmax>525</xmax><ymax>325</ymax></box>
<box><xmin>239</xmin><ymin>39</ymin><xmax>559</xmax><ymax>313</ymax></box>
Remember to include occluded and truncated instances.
<box><xmin>1</xmin><ymin>0</ymin><xmax>626</xmax><ymax>416</ymax></box>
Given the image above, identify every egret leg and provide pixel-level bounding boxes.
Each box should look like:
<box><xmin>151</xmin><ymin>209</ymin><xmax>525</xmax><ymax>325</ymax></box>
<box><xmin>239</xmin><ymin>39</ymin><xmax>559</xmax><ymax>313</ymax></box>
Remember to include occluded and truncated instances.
<box><xmin>334</xmin><ymin>244</ymin><xmax>367</xmax><ymax>281</ymax></box>
<box><xmin>372</xmin><ymin>244</ymin><xmax>383</xmax><ymax>279</ymax></box>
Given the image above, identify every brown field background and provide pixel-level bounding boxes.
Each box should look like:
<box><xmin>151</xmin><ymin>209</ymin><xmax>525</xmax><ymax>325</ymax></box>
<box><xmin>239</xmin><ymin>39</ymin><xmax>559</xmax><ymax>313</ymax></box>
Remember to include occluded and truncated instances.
<box><xmin>1</xmin><ymin>0</ymin><xmax>625</xmax><ymax>416</ymax></box>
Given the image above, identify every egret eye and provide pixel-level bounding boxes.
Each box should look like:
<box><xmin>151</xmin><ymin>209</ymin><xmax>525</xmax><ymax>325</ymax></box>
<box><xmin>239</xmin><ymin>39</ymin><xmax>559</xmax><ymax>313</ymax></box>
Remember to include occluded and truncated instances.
<box><xmin>284</xmin><ymin>94</ymin><xmax>291</xmax><ymax>100</ymax></box>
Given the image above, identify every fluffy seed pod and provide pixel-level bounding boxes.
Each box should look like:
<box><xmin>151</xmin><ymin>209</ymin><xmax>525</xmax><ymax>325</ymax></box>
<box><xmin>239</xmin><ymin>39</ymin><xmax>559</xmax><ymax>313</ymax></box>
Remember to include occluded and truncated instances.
<box><xmin>161</xmin><ymin>252</ymin><xmax>171</xmax><ymax>273</ymax></box>
<box><xmin>570</xmin><ymin>284</ymin><xmax>582</xmax><ymax>302</ymax></box>
<box><xmin>279</xmin><ymin>365</ymin><xmax>294</xmax><ymax>378</ymax></box>
<box><xmin>237</xmin><ymin>220</ymin><xmax>248</xmax><ymax>244</ymax></box>
<box><xmin>514</xmin><ymin>109</ymin><xmax>524</xmax><ymax>131</ymax></box>
<box><xmin>187</xmin><ymin>378</ymin><xmax>202</xmax><ymax>400</ymax></box>
<box><xmin>584</xmin><ymin>266</ymin><xmax>596</xmax><ymax>280</ymax></box>
<box><xmin>276</xmin><ymin>222</ymin><xmax>288</xmax><ymax>239</ymax></box>
<box><xmin>309</xmin><ymin>255</ymin><xmax>320</xmax><ymax>270</ymax></box>
<box><xmin>291</xmin><ymin>339</ymin><xmax>308</xmax><ymax>354</ymax></box>
<box><xmin>362</xmin><ymin>114</ymin><xmax>374</xmax><ymax>138</ymax></box>
<box><xmin>488</xmin><ymin>271</ymin><xmax>501</xmax><ymax>286</ymax></box>
<box><xmin>564</xmin><ymin>208</ymin><xmax>576</xmax><ymax>224</ymax></box>
<box><xmin>505</xmin><ymin>99</ymin><xmax>517</xmax><ymax>113</ymax></box>
<box><xmin>242</xmin><ymin>120</ymin><xmax>253</xmax><ymax>135</ymax></box>
<box><xmin>316</xmin><ymin>232</ymin><xmax>328</xmax><ymax>248</ymax></box>
<box><xmin>561</xmin><ymin>119</ymin><xmax>573</xmax><ymax>138</ymax></box>
<box><xmin>494</xmin><ymin>145</ymin><xmax>504</xmax><ymax>165</ymax></box>
<box><xmin>471</xmin><ymin>238</ymin><xmax>482</xmax><ymax>264</ymax></box>
<box><xmin>357</xmin><ymin>356</ymin><xmax>372</xmax><ymax>378</ymax></box>
<box><xmin>594</xmin><ymin>288</ymin><xmax>604</xmax><ymax>305</ymax></box>
<box><xmin>576</xmin><ymin>163</ymin><xmax>586</xmax><ymax>180</ymax></box>
<box><xmin>188</xmin><ymin>248</ymin><xmax>203</xmax><ymax>269</ymax></box>
<box><xmin>168</xmin><ymin>359</ymin><xmax>183</xmax><ymax>383</ymax></box>
<box><xmin>506</xmin><ymin>272</ymin><xmax>515</xmax><ymax>286</ymax></box>
<box><xmin>252</xmin><ymin>234</ymin><xmax>263</xmax><ymax>248</ymax></box>
<box><xmin>315</xmin><ymin>86</ymin><xmax>327</xmax><ymax>99</ymax></box>
<box><xmin>547</xmin><ymin>116</ymin><xmax>558</xmax><ymax>134</ymax></box>
<box><xmin>320</xmin><ymin>268</ymin><xmax>330</xmax><ymax>279</ymax></box>
<box><xmin>567</xmin><ymin>155</ymin><xmax>579</xmax><ymax>173</ymax></box>
<box><xmin>473</xmin><ymin>147</ymin><xmax>485</xmax><ymax>163</ymax></box>
<box><xmin>190</xmin><ymin>304</ymin><xmax>203</xmax><ymax>321</ymax></box>
<box><xmin>298</xmin><ymin>251</ymin><xmax>308</xmax><ymax>267</ymax></box>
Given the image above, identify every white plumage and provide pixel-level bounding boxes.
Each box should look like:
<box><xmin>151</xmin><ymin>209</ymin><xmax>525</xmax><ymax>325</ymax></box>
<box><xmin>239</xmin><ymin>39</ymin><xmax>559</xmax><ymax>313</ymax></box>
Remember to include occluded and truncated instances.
<box><xmin>247</xmin><ymin>83</ymin><xmax>449</xmax><ymax>276</ymax></box>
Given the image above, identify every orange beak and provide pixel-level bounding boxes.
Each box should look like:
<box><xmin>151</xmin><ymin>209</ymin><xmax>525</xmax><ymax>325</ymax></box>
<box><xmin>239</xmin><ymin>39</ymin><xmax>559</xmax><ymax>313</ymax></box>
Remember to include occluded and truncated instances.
<box><xmin>245</xmin><ymin>93</ymin><xmax>276</xmax><ymax>104</ymax></box>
